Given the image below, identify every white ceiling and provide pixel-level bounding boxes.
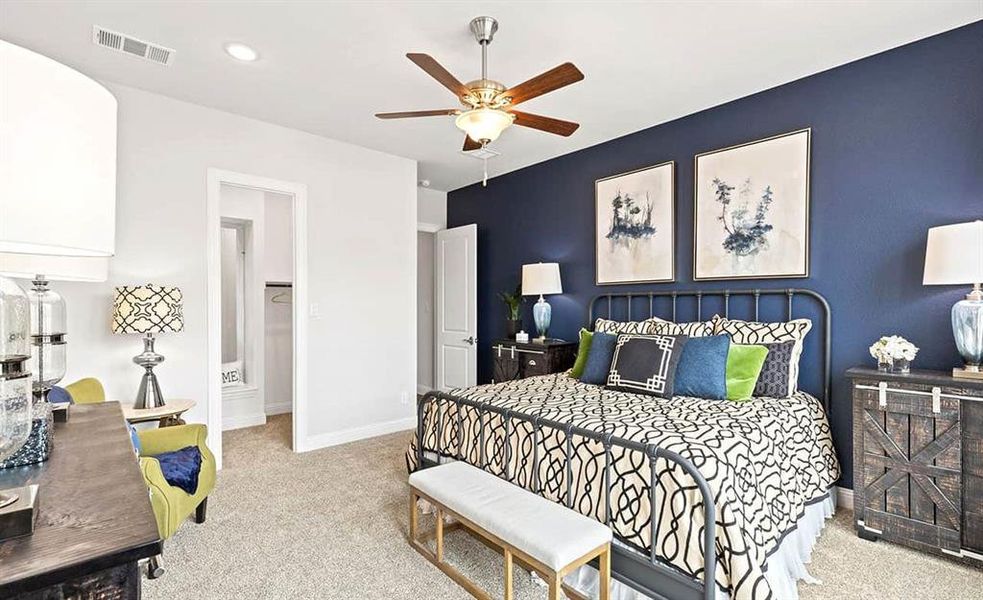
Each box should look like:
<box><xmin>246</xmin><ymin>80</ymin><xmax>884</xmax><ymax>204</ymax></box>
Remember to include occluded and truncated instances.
<box><xmin>1</xmin><ymin>1</ymin><xmax>979</xmax><ymax>191</ymax></box>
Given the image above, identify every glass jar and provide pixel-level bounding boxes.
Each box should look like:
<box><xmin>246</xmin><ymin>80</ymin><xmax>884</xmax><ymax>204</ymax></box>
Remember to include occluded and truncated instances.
<box><xmin>27</xmin><ymin>280</ymin><xmax>67</xmax><ymax>396</ymax></box>
<box><xmin>0</xmin><ymin>276</ymin><xmax>32</xmax><ymax>467</ymax></box>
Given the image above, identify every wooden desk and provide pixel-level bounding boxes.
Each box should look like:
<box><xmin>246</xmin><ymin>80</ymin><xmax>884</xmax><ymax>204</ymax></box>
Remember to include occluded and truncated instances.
<box><xmin>0</xmin><ymin>402</ymin><xmax>162</xmax><ymax>599</ymax></box>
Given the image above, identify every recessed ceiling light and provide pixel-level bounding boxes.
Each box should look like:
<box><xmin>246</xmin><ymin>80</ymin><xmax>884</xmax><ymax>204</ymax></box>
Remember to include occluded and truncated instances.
<box><xmin>224</xmin><ymin>42</ymin><xmax>258</xmax><ymax>62</ymax></box>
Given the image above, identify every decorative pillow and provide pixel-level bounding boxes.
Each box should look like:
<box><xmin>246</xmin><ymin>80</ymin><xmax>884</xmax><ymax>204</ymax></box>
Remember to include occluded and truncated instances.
<box><xmin>570</xmin><ymin>328</ymin><xmax>593</xmax><ymax>379</ymax></box>
<box><xmin>152</xmin><ymin>446</ymin><xmax>203</xmax><ymax>494</ymax></box>
<box><xmin>606</xmin><ymin>334</ymin><xmax>687</xmax><ymax>398</ymax></box>
<box><xmin>127</xmin><ymin>423</ymin><xmax>142</xmax><ymax>456</ymax></box>
<box><xmin>726</xmin><ymin>344</ymin><xmax>769</xmax><ymax>401</ymax></box>
<box><xmin>753</xmin><ymin>340</ymin><xmax>796</xmax><ymax>397</ymax></box>
<box><xmin>714</xmin><ymin>317</ymin><xmax>812</xmax><ymax>396</ymax></box>
<box><xmin>47</xmin><ymin>385</ymin><xmax>72</xmax><ymax>405</ymax></box>
<box><xmin>649</xmin><ymin>320</ymin><xmax>715</xmax><ymax>337</ymax></box>
<box><xmin>593</xmin><ymin>317</ymin><xmax>659</xmax><ymax>335</ymax></box>
<box><xmin>673</xmin><ymin>335</ymin><xmax>730</xmax><ymax>400</ymax></box>
<box><xmin>580</xmin><ymin>332</ymin><xmax>618</xmax><ymax>385</ymax></box>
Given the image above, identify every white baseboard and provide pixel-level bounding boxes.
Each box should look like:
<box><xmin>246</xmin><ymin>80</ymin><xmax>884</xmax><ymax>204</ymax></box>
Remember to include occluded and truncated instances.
<box><xmin>835</xmin><ymin>485</ymin><xmax>854</xmax><ymax>509</ymax></box>
<box><xmin>265</xmin><ymin>400</ymin><xmax>292</xmax><ymax>416</ymax></box>
<box><xmin>298</xmin><ymin>416</ymin><xmax>416</xmax><ymax>453</ymax></box>
<box><xmin>417</xmin><ymin>383</ymin><xmax>433</xmax><ymax>395</ymax></box>
<box><xmin>222</xmin><ymin>412</ymin><xmax>267</xmax><ymax>431</ymax></box>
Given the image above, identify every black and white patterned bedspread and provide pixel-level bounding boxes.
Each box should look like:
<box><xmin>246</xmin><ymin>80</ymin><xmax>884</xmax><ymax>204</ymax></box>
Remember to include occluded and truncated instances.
<box><xmin>407</xmin><ymin>374</ymin><xmax>840</xmax><ymax>600</ymax></box>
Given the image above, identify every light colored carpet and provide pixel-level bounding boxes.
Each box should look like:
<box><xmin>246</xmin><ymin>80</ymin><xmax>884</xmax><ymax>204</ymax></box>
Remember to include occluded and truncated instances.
<box><xmin>143</xmin><ymin>415</ymin><xmax>982</xmax><ymax>599</ymax></box>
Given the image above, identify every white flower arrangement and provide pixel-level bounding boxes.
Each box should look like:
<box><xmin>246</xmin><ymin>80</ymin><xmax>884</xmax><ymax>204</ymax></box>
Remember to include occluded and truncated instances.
<box><xmin>869</xmin><ymin>335</ymin><xmax>919</xmax><ymax>363</ymax></box>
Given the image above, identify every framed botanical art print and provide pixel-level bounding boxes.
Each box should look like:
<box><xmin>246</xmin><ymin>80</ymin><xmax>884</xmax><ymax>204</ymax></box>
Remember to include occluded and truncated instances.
<box><xmin>693</xmin><ymin>128</ymin><xmax>811</xmax><ymax>281</ymax></box>
<box><xmin>595</xmin><ymin>161</ymin><xmax>675</xmax><ymax>285</ymax></box>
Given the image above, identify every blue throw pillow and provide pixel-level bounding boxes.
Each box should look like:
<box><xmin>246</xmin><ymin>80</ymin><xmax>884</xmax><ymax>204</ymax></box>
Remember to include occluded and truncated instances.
<box><xmin>152</xmin><ymin>446</ymin><xmax>202</xmax><ymax>495</ymax></box>
<box><xmin>127</xmin><ymin>423</ymin><xmax>142</xmax><ymax>455</ymax></box>
<box><xmin>580</xmin><ymin>332</ymin><xmax>617</xmax><ymax>385</ymax></box>
<box><xmin>47</xmin><ymin>386</ymin><xmax>72</xmax><ymax>404</ymax></box>
<box><xmin>673</xmin><ymin>334</ymin><xmax>730</xmax><ymax>400</ymax></box>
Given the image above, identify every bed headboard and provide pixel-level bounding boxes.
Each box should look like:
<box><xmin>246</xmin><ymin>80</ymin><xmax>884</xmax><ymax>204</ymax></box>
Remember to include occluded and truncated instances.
<box><xmin>587</xmin><ymin>288</ymin><xmax>832</xmax><ymax>411</ymax></box>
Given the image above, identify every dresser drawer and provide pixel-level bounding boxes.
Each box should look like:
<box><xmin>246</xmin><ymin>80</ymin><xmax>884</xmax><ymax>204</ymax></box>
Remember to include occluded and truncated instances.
<box><xmin>522</xmin><ymin>354</ymin><xmax>549</xmax><ymax>376</ymax></box>
<box><xmin>491</xmin><ymin>340</ymin><xmax>576</xmax><ymax>383</ymax></box>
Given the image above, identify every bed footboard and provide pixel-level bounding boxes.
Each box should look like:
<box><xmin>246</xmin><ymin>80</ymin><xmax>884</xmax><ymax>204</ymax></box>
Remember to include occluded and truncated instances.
<box><xmin>415</xmin><ymin>391</ymin><xmax>717</xmax><ymax>600</ymax></box>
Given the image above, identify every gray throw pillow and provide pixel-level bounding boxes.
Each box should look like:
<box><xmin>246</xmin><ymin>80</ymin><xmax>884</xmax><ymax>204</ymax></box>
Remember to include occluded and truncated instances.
<box><xmin>753</xmin><ymin>340</ymin><xmax>796</xmax><ymax>397</ymax></box>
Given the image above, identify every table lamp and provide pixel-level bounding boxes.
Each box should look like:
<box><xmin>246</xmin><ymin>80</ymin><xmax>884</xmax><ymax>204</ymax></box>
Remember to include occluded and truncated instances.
<box><xmin>522</xmin><ymin>263</ymin><xmax>562</xmax><ymax>342</ymax></box>
<box><xmin>923</xmin><ymin>220</ymin><xmax>983</xmax><ymax>379</ymax></box>
<box><xmin>112</xmin><ymin>285</ymin><xmax>185</xmax><ymax>409</ymax></box>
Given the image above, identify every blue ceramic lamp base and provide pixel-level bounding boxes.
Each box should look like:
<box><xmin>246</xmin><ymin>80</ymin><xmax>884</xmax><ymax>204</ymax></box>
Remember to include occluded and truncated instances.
<box><xmin>533</xmin><ymin>296</ymin><xmax>551</xmax><ymax>341</ymax></box>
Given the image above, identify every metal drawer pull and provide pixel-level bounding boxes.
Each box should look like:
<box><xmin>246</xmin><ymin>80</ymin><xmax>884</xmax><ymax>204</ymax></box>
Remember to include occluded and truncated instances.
<box><xmin>932</xmin><ymin>386</ymin><xmax>941</xmax><ymax>414</ymax></box>
<box><xmin>878</xmin><ymin>382</ymin><xmax>888</xmax><ymax>408</ymax></box>
<box><xmin>528</xmin><ymin>360</ymin><xmax>537</xmax><ymax>366</ymax></box>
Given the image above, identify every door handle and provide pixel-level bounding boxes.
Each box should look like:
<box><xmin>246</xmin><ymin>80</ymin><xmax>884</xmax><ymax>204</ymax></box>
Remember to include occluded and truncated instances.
<box><xmin>462</xmin><ymin>336</ymin><xmax>476</xmax><ymax>345</ymax></box>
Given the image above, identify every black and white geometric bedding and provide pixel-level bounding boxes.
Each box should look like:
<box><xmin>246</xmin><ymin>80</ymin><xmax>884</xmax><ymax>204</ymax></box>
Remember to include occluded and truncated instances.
<box><xmin>407</xmin><ymin>374</ymin><xmax>840</xmax><ymax>600</ymax></box>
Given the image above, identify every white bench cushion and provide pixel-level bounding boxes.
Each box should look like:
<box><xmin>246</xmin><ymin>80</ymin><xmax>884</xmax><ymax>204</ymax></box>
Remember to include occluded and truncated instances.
<box><xmin>409</xmin><ymin>461</ymin><xmax>611</xmax><ymax>570</ymax></box>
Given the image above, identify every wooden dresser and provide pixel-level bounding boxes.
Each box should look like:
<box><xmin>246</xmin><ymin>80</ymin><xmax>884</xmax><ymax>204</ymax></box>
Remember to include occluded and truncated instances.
<box><xmin>0</xmin><ymin>402</ymin><xmax>162</xmax><ymax>599</ymax></box>
<box><xmin>847</xmin><ymin>367</ymin><xmax>983</xmax><ymax>564</ymax></box>
<box><xmin>491</xmin><ymin>338</ymin><xmax>577</xmax><ymax>383</ymax></box>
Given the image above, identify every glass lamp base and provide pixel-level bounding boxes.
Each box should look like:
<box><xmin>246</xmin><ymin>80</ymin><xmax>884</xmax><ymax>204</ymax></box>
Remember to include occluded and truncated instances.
<box><xmin>952</xmin><ymin>293</ymin><xmax>983</xmax><ymax>373</ymax></box>
<box><xmin>533</xmin><ymin>297</ymin><xmax>552</xmax><ymax>340</ymax></box>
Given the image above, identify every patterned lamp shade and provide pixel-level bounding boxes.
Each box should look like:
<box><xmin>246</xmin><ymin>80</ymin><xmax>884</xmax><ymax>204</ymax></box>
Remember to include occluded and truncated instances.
<box><xmin>112</xmin><ymin>285</ymin><xmax>184</xmax><ymax>334</ymax></box>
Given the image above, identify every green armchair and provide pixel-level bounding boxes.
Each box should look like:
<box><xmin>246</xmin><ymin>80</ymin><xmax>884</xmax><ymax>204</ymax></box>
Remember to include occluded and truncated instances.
<box><xmin>137</xmin><ymin>424</ymin><xmax>216</xmax><ymax>540</ymax></box>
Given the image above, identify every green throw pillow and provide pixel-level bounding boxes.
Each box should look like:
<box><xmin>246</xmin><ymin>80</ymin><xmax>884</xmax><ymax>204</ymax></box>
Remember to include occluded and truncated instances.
<box><xmin>726</xmin><ymin>344</ymin><xmax>769</xmax><ymax>401</ymax></box>
<box><xmin>570</xmin><ymin>328</ymin><xmax>593</xmax><ymax>378</ymax></box>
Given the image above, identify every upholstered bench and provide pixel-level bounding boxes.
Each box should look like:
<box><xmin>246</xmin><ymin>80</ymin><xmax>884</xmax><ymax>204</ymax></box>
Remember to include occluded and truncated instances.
<box><xmin>409</xmin><ymin>461</ymin><xmax>611</xmax><ymax>600</ymax></box>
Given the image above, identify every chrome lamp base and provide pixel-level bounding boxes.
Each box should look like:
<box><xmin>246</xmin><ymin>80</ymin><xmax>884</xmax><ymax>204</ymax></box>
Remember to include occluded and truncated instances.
<box><xmin>133</xmin><ymin>333</ymin><xmax>166</xmax><ymax>409</ymax></box>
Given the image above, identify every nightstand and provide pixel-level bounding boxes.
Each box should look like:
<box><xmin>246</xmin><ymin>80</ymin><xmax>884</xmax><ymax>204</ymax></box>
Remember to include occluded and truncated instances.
<box><xmin>491</xmin><ymin>339</ymin><xmax>577</xmax><ymax>383</ymax></box>
<box><xmin>846</xmin><ymin>367</ymin><xmax>983</xmax><ymax>565</ymax></box>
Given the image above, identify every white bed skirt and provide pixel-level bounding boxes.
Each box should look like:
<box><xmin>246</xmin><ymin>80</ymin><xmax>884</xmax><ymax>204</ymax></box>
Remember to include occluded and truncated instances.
<box><xmin>564</xmin><ymin>491</ymin><xmax>837</xmax><ymax>600</ymax></box>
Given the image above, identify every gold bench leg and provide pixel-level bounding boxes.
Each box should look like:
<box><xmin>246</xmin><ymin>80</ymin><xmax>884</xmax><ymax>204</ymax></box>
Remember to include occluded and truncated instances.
<box><xmin>504</xmin><ymin>548</ymin><xmax>513</xmax><ymax>600</ymax></box>
<box><xmin>599</xmin><ymin>545</ymin><xmax>611</xmax><ymax>600</ymax></box>
<box><xmin>436</xmin><ymin>508</ymin><xmax>444</xmax><ymax>563</ymax></box>
<box><xmin>548</xmin><ymin>573</ymin><xmax>562</xmax><ymax>600</ymax></box>
<box><xmin>409</xmin><ymin>490</ymin><xmax>419</xmax><ymax>542</ymax></box>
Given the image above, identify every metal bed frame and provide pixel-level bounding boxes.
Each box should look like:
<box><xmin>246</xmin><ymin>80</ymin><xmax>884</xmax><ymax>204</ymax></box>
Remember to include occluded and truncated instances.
<box><xmin>416</xmin><ymin>288</ymin><xmax>832</xmax><ymax>600</ymax></box>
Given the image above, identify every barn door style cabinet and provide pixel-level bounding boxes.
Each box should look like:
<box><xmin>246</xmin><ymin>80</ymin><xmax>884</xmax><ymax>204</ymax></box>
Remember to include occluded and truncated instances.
<box><xmin>847</xmin><ymin>367</ymin><xmax>983</xmax><ymax>564</ymax></box>
<box><xmin>491</xmin><ymin>339</ymin><xmax>577</xmax><ymax>383</ymax></box>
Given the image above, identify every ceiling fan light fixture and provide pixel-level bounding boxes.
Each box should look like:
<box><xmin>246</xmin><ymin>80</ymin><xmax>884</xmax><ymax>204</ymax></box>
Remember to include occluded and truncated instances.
<box><xmin>455</xmin><ymin>107</ymin><xmax>514</xmax><ymax>144</ymax></box>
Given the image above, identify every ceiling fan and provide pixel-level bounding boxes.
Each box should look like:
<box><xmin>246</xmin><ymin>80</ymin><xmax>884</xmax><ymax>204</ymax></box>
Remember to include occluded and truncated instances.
<box><xmin>375</xmin><ymin>16</ymin><xmax>584</xmax><ymax>152</ymax></box>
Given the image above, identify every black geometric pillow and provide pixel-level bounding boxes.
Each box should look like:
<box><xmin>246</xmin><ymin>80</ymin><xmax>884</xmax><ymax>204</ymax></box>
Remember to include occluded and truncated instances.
<box><xmin>593</xmin><ymin>317</ymin><xmax>659</xmax><ymax>335</ymax></box>
<box><xmin>753</xmin><ymin>340</ymin><xmax>796</xmax><ymax>398</ymax></box>
<box><xmin>606</xmin><ymin>334</ymin><xmax>687</xmax><ymax>398</ymax></box>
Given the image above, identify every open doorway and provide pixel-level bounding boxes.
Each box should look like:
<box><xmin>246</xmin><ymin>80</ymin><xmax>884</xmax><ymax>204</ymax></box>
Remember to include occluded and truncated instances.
<box><xmin>206</xmin><ymin>170</ymin><xmax>308</xmax><ymax>469</ymax></box>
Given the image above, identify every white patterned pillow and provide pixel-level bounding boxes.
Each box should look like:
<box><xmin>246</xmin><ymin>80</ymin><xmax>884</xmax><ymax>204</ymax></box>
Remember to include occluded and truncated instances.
<box><xmin>593</xmin><ymin>317</ymin><xmax>660</xmax><ymax>335</ymax></box>
<box><xmin>648</xmin><ymin>319</ymin><xmax>714</xmax><ymax>337</ymax></box>
<box><xmin>714</xmin><ymin>317</ymin><xmax>812</xmax><ymax>396</ymax></box>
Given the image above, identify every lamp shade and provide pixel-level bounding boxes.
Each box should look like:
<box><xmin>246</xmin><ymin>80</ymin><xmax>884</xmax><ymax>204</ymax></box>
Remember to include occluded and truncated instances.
<box><xmin>112</xmin><ymin>285</ymin><xmax>184</xmax><ymax>334</ymax></box>
<box><xmin>0</xmin><ymin>40</ymin><xmax>117</xmax><ymax>257</ymax></box>
<box><xmin>522</xmin><ymin>263</ymin><xmax>563</xmax><ymax>296</ymax></box>
<box><xmin>923</xmin><ymin>220</ymin><xmax>983</xmax><ymax>285</ymax></box>
<box><xmin>0</xmin><ymin>253</ymin><xmax>109</xmax><ymax>282</ymax></box>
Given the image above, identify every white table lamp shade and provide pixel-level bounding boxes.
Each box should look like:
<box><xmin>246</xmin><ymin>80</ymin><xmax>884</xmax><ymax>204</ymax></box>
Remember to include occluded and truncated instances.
<box><xmin>0</xmin><ymin>253</ymin><xmax>109</xmax><ymax>282</ymax></box>
<box><xmin>522</xmin><ymin>263</ymin><xmax>563</xmax><ymax>296</ymax></box>
<box><xmin>0</xmin><ymin>40</ymin><xmax>117</xmax><ymax>257</ymax></box>
<box><xmin>923</xmin><ymin>220</ymin><xmax>983</xmax><ymax>285</ymax></box>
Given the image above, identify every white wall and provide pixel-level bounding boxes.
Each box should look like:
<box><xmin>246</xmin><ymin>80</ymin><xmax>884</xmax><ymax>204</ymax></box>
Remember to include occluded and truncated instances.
<box><xmin>418</xmin><ymin>187</ymin><xmax>447</xmax><ymax>228</ymax></box>
<box><xmin>264</xmin><ymin>191</ymin><xmax>293</xmax><ymax>284</ymax></box>
<box><xmin>417</xmin><ymin>231</ymin><xmax>435</xmax><ymax>393</ymax></box>
<box><xmin>57</xmin><ymin>82</ymin><xmax>417</xmax><ymax>450</ymax></box>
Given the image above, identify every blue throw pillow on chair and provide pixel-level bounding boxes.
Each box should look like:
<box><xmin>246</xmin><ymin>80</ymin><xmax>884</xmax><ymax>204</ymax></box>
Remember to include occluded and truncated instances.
<box><xmin>674</xmin><ymin>334</ymin><xmax>730</xmax><ymax>400</ymax></box>
<box><xmin>579</xmin><ymin>332</ymin><xmax>618</xmax><ymax>385</ymax></box>
<box><xmin>153</xmin><ymin>446</ymin><xmax>203</xmax><ymax>495</ymax></box>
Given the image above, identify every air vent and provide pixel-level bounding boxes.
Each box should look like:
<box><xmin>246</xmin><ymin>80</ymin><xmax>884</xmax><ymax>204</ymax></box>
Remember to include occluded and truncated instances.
<box><xmin>461</xmin><ymin>146</ymin><xmax>500</xmax><ymax>160</ymax></box>
<box><xmin>92</xmin><ymin>26</ymin><xmax>175</xmax><ymax>66</ymax></box>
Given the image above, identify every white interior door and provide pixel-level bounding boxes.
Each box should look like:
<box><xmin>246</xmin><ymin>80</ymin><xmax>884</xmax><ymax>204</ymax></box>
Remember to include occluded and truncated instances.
<box><xmin>435</xmin><ymin>224</ymin><xmax>477</xmax><ymax>391</ymax></box>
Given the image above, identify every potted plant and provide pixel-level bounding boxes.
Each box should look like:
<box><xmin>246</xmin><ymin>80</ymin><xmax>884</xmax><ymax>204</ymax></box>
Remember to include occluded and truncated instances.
<box><xmin>498</xmin><ymin>284</ymin><xmax>524</xmax><ymax>338</ymax></box>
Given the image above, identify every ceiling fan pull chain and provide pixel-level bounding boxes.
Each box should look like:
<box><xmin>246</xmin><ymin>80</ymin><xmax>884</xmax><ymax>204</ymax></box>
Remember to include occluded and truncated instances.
<box><xmin>483</xmin><ymin>153</ymin><xmax>488</xmax><ymax>187</ymax></box>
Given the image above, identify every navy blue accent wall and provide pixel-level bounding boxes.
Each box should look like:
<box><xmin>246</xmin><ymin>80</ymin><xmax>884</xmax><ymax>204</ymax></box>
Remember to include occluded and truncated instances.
<box><xmin>447</xmin><ymin>22</ymin><xmax>983</xmax><ymax>487</ymax></box>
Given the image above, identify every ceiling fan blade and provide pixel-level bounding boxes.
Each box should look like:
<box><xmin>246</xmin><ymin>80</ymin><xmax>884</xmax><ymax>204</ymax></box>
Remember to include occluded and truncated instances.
<box><xmin>499</xmin><ymin>62</ymin><xmax>584</xmax><ymax>106</ymax></box>
<box><xmin>406</xmin><ymin>53</ymin><xmax>470</xmax><ymax>98</ymax></box>
<box><xmin>375</xmin><ymin>109</ymin><xmax>459</xmax><ymax>119</ymax></box>
<box><xmin>463</xmin><ymin>135</ymin><xmax>482</xmax><ymax>151</ymax></box>
<box><xmin>511</xmin><ymin>111</ymin><xmax>580</xmax><ymax>136</ymax></box>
